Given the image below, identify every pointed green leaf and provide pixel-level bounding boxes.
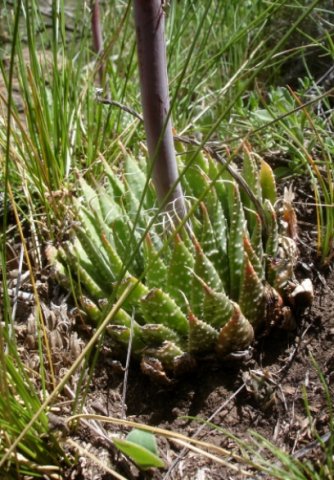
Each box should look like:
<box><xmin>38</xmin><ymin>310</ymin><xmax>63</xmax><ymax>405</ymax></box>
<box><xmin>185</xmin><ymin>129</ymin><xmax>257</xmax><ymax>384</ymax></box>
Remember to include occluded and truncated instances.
<box><xmin>144</xmin><ymin>341</ymin><xmax>185</xmax><ymax>370</ymax></box>
<box><xmin>183</xmin><ymin>164</ymin><xmax>209</xmax><ymax>198</ymax></box>
<box><xmin>260</xmin><ymin>159</ymin><xmax>276</xmax><ymax>205</ymax></box>
<box><xmin>100</xmin><ymin>232</ymin><xmax>124</xmax><ymax>278</ymax></box>
<box><xmin>122</xmin><ymin>185</ymin><xmax>143</xmax><ymax>222</ymax></box>
<box><xmin>166</xmin><ymin>234</ymin><xmax>194</xmax><ymax>311</ymax></box>
<box><xmin>199</xmin><ymin>202</ymin><xmax>228</xmax><ymax>287</ymax></box>
<box><xmin>141</xmin><ymin>288</ymin><xmax>189</xmax><ymax>336</ymax></box>
<box><xmin>107</xmin><ymin>325</ymin><xmax>146</xmax><ymax>351</ymax></box>
<box><xmin>77</xmin><ymin>204</ymin><xmax>103</xmax><ymax>247</ymax></box>
<box><xmin>191</xmin><ymin>239</ymin><xmax>224</xmax><ymax>317</ymax></box>
<box><xmin>112</xmin><ymin>215</ymin><xmax>143</xmax><ymax>275</ymax></box>
<box><xmin>239</xmin><ymin>254</ymin><xmax>265</xmax><ymax>328</ymax></box>
<box><xmin>101</xmin><ymin>157</ymin><xmax>125</xmax><ymax>198</ymax></box>
<box><xmin>243</xmin><ymin>235</ymin><xmax>264</xmax><ymax>281</ymax></box>
<box><xmin>250</xmin><ymin>212</ymin><xmax>264</xmax><ymax>261</ymax></box>
<box><xmin>125</xmin><ymin>154</ymin><xmax>147</xmax><ymax>203</ymax></box>
<box><xmin>193</xmin><ymin>273</ymin><xmax>233</xmax><ymax>329</ymax></box>
<box><xmin>216</xmin><ymin>304</ymin><xmax>254</xmax><ymax>356</ymax></box>
<box><xmin>95</xmin><ymin>182</ymin><xmax>123</xmax><ymax>224</ymax></box>
<box><xmin>60</xmin><ymin>244</ymin><xmax>105</xmax><ymax>299</ymax></box>
<box><xmin>141</xmin><ymin>324</ymin><xmax>182</xmax><ymax>347</ymax></box>
<box><xmin>188</xmin><ymin>310</ymin><xmax>219</xmax><ymax>354</ymax></box>
<box><xmin>241</xmin><ymin>146</ymin><xmax>261</xmax><ymax>224</ymax></box>
<box><xmin>143</xmin><ymin>234</ymin><xmax>168</xmax><ymax>290</ymax></box>
<box><xmin>75</xmin><ymin>227</ymin><xmax>114</xmax><ymax>284</ymax></box>
<box><xmin>264</xmin><ymin>199</ymin><xmax>279</xmax><ymax>257</ymax></box>
<box><xmin>80</xmin><ymin>296</ymin><xmax>101</xmax><ymax>322</ymax></box>
<box><xmin>193</xmin><ymin>150</ymin><xmax>209</xmax><ymax>173</ymax></box>
<box><xmin>207</xmin><ymin>156</ymin><xmax>228</xmax><ymax>202</ymax></box>
<box><xmin>79</xmin><ymin>177</ymin><xmax>102</xmax><ymax>217</ymax></box>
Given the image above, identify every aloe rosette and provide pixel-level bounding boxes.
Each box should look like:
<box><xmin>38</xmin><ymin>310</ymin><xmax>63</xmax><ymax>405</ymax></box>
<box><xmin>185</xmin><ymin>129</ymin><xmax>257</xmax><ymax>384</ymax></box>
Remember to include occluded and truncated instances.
<box><xmin>47</xmin><ymin>150</ymin><xmax>309</xmax><ymax>380</ymax></box>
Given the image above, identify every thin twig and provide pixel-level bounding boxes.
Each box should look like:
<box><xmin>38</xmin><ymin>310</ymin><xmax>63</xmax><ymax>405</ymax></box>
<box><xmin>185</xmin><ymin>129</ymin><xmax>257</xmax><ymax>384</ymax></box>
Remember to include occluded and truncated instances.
<box><xmin>163</xmin><ymin>383</ymin><xmax>246</xmax><ymax>479</ymax></box>
<box><xmin>276</xmin><ymin>320</ymin><xmax>313</xmax><ymax>382</ymax></box>
<box><xmin>96</xmin><ymin>94</ymin><xmax>144</xmax><ymax>122</ymax></box>
<box><xmin>11</xmin><ymin>243</ymin><xmax>24</xmax><ymax>323</ymax></box>
<box><xmin>293</xmin><ymin>431</ymin><xmax>332</xmax><ymax>459</ymax></box>
<box><xmin>121</xmin><ymin>309</ymin><xmax>135</xmax><ymax>419</ymax></box>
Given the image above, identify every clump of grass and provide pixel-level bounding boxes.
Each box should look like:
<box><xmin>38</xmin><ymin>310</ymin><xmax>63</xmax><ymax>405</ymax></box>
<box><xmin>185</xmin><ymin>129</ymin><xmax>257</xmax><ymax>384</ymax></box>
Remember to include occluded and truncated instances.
<box><xmin>0</xmin><ymin>348</ymin><xmax>67</xmax><ymax>478</ymax></box>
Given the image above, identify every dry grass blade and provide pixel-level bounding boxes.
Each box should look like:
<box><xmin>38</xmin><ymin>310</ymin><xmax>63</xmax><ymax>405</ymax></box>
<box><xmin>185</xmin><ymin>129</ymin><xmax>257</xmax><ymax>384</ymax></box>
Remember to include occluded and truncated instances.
<box><xmin>66</xmin><ymin>438</ymin><xmax>127</xmax><ymax>480</ymax></box>
<box><xmin>66</xmin><ymin>413</ymin><xmax>261</xmax><ymax>475</ymax></box>
<box><xmin>6</xmin><ymin>182</ymin><xmax>56</xmax><ymax>389</ymax></box>
<box><xmin>171</xmin><ymin>438</ymin><xmax>252</xmax><ymax>476</ymax></box>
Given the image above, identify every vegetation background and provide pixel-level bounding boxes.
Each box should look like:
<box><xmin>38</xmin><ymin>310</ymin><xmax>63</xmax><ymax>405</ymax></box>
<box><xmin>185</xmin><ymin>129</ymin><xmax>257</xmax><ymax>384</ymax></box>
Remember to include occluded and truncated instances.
<box><xmin>0</xmin><ymin>0</ymin><xmax>333</xmax><ymax>478</ymax></box>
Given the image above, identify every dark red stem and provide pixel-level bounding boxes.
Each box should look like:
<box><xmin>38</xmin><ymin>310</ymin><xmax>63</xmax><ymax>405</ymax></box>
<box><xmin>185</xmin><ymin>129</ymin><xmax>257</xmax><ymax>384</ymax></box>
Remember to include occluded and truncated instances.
<box><xmin>133</xmin><ymin>0</ymin><xmax>186</xmax><ymax>222</ymax></box>
<box><xmin>91</xmin><ymin>0</ymin><xmax>104</xmax><ymax>86</ymax></box>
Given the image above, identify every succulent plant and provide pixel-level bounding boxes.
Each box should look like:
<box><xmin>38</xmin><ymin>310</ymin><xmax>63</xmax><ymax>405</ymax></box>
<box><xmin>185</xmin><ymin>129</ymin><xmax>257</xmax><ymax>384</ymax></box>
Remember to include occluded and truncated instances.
<box><xmin>47</xmin><ymin>148</ymin><xmax>312</xmax><ymax>382</ymax></box>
